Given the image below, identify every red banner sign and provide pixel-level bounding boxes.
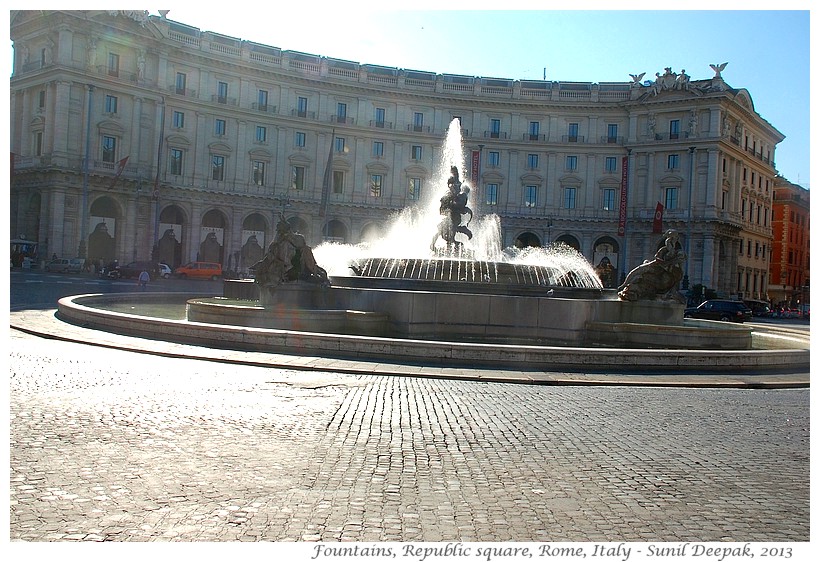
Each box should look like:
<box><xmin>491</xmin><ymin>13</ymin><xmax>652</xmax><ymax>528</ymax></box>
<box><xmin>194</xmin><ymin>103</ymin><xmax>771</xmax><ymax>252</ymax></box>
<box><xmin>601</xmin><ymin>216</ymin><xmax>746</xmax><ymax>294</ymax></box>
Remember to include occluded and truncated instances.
<box><xmin>652</xmin><ymin>201</ymin><xmax>664</xmax><ymax>234</ymax></box>
<box><xmin>617</xmin><ymin>156</ymin><xmax>629</xmax><ymax>236</ymax></box>
<box><xmin>471</xmin><ymin>150</ymin><xmax>480</xmax><ymax>184</ymax></box>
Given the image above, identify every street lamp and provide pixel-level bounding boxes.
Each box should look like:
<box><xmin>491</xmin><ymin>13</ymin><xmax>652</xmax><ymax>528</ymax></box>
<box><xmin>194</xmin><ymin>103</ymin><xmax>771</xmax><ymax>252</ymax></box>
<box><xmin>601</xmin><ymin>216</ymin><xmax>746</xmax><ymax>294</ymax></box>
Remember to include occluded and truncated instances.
<box><xmin>778</xmin><ymin>270</ymin><xmax>788</xmax><ymax>308</ymax></box>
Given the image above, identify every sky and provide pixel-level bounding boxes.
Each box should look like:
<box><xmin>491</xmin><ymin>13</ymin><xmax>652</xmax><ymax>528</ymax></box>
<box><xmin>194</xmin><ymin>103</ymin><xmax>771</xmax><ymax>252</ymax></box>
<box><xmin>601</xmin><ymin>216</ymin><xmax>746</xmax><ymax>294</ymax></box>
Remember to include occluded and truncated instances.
<box><xmin>141</xmin><ymin>1</ymin><xmax>813</xmax><ymax>191</ymax></box>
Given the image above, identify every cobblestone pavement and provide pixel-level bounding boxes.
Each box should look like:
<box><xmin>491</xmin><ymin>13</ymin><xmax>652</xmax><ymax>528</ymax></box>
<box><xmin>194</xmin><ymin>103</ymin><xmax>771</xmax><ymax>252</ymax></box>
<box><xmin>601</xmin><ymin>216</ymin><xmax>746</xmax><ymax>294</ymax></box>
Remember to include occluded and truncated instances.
<box><xmin>9</xmin><ymin>331</ymin><xmax>810</xmax><ymax>544</ymax></box>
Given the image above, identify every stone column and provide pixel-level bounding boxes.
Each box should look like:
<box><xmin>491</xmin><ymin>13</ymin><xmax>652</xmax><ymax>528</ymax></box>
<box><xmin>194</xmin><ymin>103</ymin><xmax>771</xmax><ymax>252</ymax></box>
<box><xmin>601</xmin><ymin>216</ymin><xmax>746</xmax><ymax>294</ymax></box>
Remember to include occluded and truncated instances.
<box><xmin>188</xmin><ymin>200</ymin><xmax>203</xmax><ymax>263</ymax></box>
<box><xmin>52</xmin><ymin>81</ymin><xmax>73</xmax><ymax>161</ymax></box>
<box><xmin>701</xmin><ymin>235</ymin><xmax>715</xmax><ymax>289</ymax></box>
<box><xmin>49</xmin><ymin>189</ymin><xmax>67</xmax><ymax>257</ymax></box>
<box><xmin>130</xmin><ymin>96</ymin><xmax>143</xmax><ymax>165</ymax></box>
<box><xmin>124</xmin><ymin>195</ymin><xmax>139</xmax><ymax>261</ymax></box>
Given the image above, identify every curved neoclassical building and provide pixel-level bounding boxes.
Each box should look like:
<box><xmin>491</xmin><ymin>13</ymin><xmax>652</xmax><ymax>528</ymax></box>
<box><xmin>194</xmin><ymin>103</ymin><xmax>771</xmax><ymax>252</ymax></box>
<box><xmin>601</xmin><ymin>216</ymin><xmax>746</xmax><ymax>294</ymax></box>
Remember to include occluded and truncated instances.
<box><xmin>10</xmin><ymin>10</ymin><xmax>783</xmax><ymax>297</ymax></box>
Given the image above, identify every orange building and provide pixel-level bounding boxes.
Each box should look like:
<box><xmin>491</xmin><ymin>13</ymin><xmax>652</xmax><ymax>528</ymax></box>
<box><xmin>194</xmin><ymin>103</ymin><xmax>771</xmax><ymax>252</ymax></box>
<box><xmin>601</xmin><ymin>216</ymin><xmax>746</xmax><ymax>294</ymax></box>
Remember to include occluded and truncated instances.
<box><xmin>771</xmin><ymin>177</ymin><xmax>809</xmax><ymax>310</ymax></box>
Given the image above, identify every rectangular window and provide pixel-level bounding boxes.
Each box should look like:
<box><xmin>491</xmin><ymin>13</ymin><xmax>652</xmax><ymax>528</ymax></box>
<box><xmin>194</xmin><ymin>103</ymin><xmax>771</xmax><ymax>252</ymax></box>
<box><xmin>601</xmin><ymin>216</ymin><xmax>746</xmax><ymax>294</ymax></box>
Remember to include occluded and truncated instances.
<box><xmin>297</xmin><ymin>97</ymin><xmax>308</xmax><ymax>117</ymax></box>
<box><xmin>252</xmin><ymin>161</ymin><xmax>265</xmax><ymax>186</ymax></box>
<box><xmin>373</xmin><ymin>141</ymin><xmax>384</xmax><ymax>157</ymax></box>
<box><xmin>528</xmin><ymin>121</ymin><xmax>540</xmax><ymax>140</ymax></box>
<box><xmin>486</xmin><ymin>184</ymin><xmax>498</xmax><ymax>206</ymax></box>
<box><xmin>337</xmin><ymin>102</ymin><xmax>347</xmax><ymax>122</ymax></box>
<box><xmin>169</xmin><ymin>148</ymin><xmax>183</xmax><ymax>175</ymax></box>
<box><xmin>370</xmin><ymin>175</ymin><xmax>383</xmax><ymax>197</ymax></box>
<box><xmin>333</xmin><ymin>170</ymin><xmax>344</xmax><ymax>194</ymax></box>
<box><xmin>527</xmin><ymin>154</ymin><xmax>539</xmax><ymax>169</ymax></box>
<box><xmin>490</xmin><ymin>118</ymin><xmax>501</xmax><ymax>138</ymax></box>
<box><xmin>670</xmin><ymin>119</ymin><xmax>680</xmax><ymax>139</ymax></box>
<box><xmin>34</xmin><ymin>131</ymin><xmax>43</xmax><ymax>156</ymax></box>
<box><xmin>104</xmin><ymin>94</ymin><xmax>118</xmax><ymax>114</ymax></box>
<box><xmin>603</xmin><ymin>188</ymin><xmax>616</xmax><ymax>211</ymax></box>
<box><xmin>607</xmin><ymin>124</ymin><xmax>618</xmax><ymax>142</ymax></box>
<box><xmin>38</xmin><ymin>90</ymin><xmax>46</xmax><ymax>108</ymax></box>
<box><xmin>295</xmin><ymin>131</ymin><xmax>306</xmax><ymax>148</ymax></box>
<box><xmin>413</xmin><ymin>112</ymin><xmax>424</xmax><ymax>131</ymax></box>
<box><xmin>664</xmin><ymin>187</ymin><xmax>679</xmax><ymax>210</ymax></box>
<box><xmin>568</xmin><ymin>122</ymin><xmax>579</xmax><ymax>141</ymax></box>
<box><xmin>335</xmin><ymin>137</ymin><xmax>345</xmax><ymax>153</ymax></box>
<box><xmin>524</xmin><ymin>185</ymin><xmax>537</xmax><ymax>207</ymax></box>
<box><xmin>411</xmin><ymin>145</ymin><xmax>422</xmax><ymax>160</ymax></box>
<box><xmin>722</xmin><ymin>190</ymin><xmax>728</xmax><ymax>210</ymax></box>
<box><xmin>563</xmin><ymin>187</ymin><xmax>577</xmax><ymax>209</ymax></box>
<box><xmin>566</xmin><ymin>155</ymin><xmax>578</xmax><ymax>171</ymax></box>
<box><xmin>217</xmin><ymin>81</ymin><xmax>228</xmax><ymax>104</ymax></box>
<box><xmin>175</xmin><ymin>72</ymin><xmax>186</xmax><ymax>94</ymax></box>
<box><xmin>292</xmin><ymin>166</ymin><xmax>305</xmax><ymax>190</ymax></box>
<box><xmin>409</xmin><ymin>177</ymin><xmax>422</xmax><ymax>200</ymax></box>
<box><xmin>667</xmin><ymin>154</ymin><xmax>679</xmax><ymax>170</ymax></box>
<box><xmin>215</xmin><ymin>119</ymin><xmax>226</xmax><ymax>136</ymax></box>
<box><xmin>256</xmin><ymin>126</ymin><xmax>267</xmax><ymax>143</ymax></box>
<box><xmin>172</xmin><ymin>111</ymin><xmax>185</xmax><ymax>129</ymax></box>
<box><xmin>102</xmin><ymin>135</ymin><xmax>116</xmax><ymax>163</ymax></box>
<box><xmin>375</xmin><ymin>107</ymin><xmax>385</xmax><ymax>127</ymax></box>
<box><xmin>605</xmin><ymin>156</ymin><xmax>617</xmax><ymax>172</ymax></box>
<box><xmin>108</xmin><ymin>52</ymin><xmax>119</xmax><ymax>77</ymax></box>
<box><xmin>257</xmin><ymin>89</ymin><xmax>268</xmax><ymax>111</ymax></box>
<box><xmin>488</xmin><ymin>151</ymin><xmax>500</xmax><ymax>167</ymax></box>
<box><xmin>212</xmin><ymin>155</ymin><xmax>225</xmax><ymax>181</ymax></box>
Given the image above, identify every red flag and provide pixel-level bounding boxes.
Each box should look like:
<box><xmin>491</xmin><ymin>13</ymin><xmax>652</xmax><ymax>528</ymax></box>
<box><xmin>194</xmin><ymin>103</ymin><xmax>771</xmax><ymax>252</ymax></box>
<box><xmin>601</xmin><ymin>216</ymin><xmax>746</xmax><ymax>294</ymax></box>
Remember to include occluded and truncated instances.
<box><xmin>108</xmin><ymin>156</ymin><xmax>129</xmax><ymax>189</ymax></box>
<box><xmin>652</xmin><ymin>201</ymin><xmax>664</xmax><ymax>234</ymax></box>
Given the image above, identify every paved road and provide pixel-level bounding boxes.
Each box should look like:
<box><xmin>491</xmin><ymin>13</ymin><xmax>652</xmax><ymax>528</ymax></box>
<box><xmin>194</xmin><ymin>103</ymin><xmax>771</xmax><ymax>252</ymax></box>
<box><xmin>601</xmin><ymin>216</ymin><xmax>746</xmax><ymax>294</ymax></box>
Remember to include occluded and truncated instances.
<box><xmin>9</xmin><ymin>328</ymin><xmax>809</xmax><ymax>545</ymax></box>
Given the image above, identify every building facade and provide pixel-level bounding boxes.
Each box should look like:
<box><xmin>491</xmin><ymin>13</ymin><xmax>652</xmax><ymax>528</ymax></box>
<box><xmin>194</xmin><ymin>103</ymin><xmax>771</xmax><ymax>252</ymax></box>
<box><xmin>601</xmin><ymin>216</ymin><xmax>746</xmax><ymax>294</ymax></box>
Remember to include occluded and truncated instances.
<box><xmin>771</xmin><ymin>177</ymin><xmax>810</xmax><ymax>309</ymax></box>
<box><xmin>11</xmin><ymin>10</ymin><xmax>786</xmax><ymax>296</ymax></box>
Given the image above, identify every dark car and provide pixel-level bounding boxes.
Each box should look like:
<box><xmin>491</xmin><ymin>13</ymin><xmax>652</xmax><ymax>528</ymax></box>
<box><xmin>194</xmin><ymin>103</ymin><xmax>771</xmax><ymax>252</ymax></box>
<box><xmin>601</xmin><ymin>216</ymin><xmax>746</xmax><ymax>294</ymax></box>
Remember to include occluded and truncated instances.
<box><xmin>118</xmin><ymin>261</ymin><xmax>160</xmax><ymax>280</ymax></box>
<box><xmin>684</xmin><ymin>300</ymin><xmax>753</xmax><ymax>322</ymax></box>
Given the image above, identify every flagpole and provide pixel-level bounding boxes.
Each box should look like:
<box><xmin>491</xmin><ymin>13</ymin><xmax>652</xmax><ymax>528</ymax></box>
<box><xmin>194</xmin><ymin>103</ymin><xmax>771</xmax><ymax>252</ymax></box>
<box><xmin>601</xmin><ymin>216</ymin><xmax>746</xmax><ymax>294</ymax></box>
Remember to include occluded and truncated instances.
<box><xmin>320</xmin><ymin>128</ymin><xmax>335</xmax><ymax>220</ymax></box>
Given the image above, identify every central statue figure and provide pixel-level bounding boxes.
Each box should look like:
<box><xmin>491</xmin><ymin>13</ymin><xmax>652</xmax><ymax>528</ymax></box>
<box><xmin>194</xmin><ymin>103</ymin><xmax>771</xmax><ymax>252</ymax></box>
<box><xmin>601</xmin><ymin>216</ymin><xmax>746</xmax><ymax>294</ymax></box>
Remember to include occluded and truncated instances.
<box><xmin>430</xmin><ymin>166</ymin><xmax>473</xmax><ymax>253</ymax></box>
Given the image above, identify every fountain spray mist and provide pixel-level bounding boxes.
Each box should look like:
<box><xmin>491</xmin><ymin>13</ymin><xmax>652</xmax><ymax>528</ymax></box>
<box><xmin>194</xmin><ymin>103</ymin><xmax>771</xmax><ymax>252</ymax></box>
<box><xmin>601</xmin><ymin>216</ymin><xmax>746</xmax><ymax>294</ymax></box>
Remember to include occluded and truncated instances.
<box><xmin>313</xmin><ymin>119</ymin><xmax>603</xmax><ymax>289</ymax></box>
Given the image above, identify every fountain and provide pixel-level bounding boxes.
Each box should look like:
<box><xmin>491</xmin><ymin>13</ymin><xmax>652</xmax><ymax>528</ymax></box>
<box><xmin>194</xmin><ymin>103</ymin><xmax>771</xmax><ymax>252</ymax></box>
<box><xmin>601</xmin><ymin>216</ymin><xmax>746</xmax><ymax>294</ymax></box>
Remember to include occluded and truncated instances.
<box><xmin>53</xmin><ymin>120</ymin><xmax>810</xmax><ymax>374</ymax></box>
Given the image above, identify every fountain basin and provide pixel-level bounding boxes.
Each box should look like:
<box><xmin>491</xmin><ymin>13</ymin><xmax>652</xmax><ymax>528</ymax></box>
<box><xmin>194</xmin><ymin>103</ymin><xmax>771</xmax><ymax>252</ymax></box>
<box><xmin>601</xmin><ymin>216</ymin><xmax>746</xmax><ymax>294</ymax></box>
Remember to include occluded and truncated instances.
<box><xmin>56</xmin><ymin>292</ymin><xmax>810</xmax><ymax>375</ymax></box>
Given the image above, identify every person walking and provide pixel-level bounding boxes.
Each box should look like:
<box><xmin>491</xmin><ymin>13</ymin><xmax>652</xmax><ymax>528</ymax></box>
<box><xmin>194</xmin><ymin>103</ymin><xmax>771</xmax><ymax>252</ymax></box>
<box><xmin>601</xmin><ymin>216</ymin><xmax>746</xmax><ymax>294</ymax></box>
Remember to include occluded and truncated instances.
<box><xmin>138</xmin><ymin>268</ymin><xmax>150</xmax><ymax>291</ymax></box>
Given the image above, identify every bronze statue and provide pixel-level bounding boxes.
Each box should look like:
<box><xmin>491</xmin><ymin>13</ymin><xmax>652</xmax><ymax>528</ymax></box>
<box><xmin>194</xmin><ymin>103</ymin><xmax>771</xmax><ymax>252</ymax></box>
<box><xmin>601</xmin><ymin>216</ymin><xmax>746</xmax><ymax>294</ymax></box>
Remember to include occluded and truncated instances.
<box><xmin>617</xmin><ymin>229</ymin><xmax>686</xmax><ymax>302</ymax></box>
<box><xmin>253</xmin><ymin>220</ymin><xmax>329</xmax><ymax>289</ymax></box>
<box><xmin>430</xmin><ymin>166</ymin><xmax>473</xmax><ymax>252</ymax></box>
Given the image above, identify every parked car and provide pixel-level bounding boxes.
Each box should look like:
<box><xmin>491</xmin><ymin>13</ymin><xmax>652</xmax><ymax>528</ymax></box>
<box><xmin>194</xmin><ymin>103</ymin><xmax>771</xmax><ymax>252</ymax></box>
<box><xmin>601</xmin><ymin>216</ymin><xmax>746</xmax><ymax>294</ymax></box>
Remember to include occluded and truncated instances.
<box><xmin>174</xmin><ymin>261</ymin><xmax>223</xmax><ymax>280</ymax></box>
<box><xmin>743</xmin><ymin>299</ymin><xmax>771</xmax><ymax>317</ymax></box>
<box><xmin>684</xmin><ymin>300</ymin><xmax>753</xmax><ymax>322</ymax></box>
<box><xmin>44</xmin><ymin>258</ymin><xmax>83</xmax><ymax>273</ymax></box>
<box><xmin>158</xmin><ymin>263</ymin><xmax>172</xmax><ymax>279</ymax></box>
<box><xmin>118</xmin><ymin>261</ymin><xmax>160</xmax><ymax>280</ymax></box>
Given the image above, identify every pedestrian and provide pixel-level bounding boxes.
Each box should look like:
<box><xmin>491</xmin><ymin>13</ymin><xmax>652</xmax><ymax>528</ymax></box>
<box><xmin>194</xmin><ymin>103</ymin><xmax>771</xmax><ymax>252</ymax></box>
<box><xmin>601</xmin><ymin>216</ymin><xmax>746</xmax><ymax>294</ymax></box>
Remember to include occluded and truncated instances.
<box><xmin>138</xmin><ymin>268</ymin><xmax>150</xmax><ymax>291</ymax></box>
